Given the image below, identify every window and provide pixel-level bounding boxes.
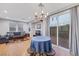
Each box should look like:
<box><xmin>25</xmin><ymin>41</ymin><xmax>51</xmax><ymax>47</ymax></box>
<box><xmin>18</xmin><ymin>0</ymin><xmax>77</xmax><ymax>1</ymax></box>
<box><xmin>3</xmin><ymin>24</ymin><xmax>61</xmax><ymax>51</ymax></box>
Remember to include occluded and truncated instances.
<box><xmin>49</xmin><ymin>11</ymin><xmax>71</xmax><ymax>49</ymax></box>
<box><xmin>18</xmin><ymin>23</ymin><xmax>23</xmax><ymax>32</ymax></box>
<box><xmin>58</xmin><ymin>13</ymin><xmax>71</xmax><ymax>49</ymax></box>
<box><xmin>9</xmin><ymin>22</ymin><xmax>16</xmax><ymax>32</ymax></box>
<box><xmin>9</xmin><ymin>22</ymin><xmax>24</xmax><ymax>32</ymax></box>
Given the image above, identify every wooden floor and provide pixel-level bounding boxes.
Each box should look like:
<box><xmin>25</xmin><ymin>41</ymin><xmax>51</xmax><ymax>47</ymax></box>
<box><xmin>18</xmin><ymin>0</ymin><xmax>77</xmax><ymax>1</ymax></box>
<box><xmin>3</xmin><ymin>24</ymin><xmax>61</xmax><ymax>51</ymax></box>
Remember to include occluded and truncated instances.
<box><xmin>0</xmin><ymin>38</ymin><xmax>70</xmax><ymax>56</ymax></box>
<box><xmin>0</xmin><ymin>39</ymin><xmax>31</xmax><ymax>56</ymax></box>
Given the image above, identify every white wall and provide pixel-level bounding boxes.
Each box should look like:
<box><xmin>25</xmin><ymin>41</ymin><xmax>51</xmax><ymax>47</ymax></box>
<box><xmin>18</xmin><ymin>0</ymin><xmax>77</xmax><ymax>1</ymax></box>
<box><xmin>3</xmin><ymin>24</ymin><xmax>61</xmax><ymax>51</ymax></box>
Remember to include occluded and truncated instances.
<box><xmin>0</xmin><ymin>20</ymin><xmax>9</xmax><ymax>35</ymax></box>
<box><xmin>0</xmin><ymin>19</ymin><xmax>48</xmax><ymax>36</ymax></box>
<box><xmin>0</xmin><ymin>19</ymin><xmax>29</xmax><ymax>35</ymax></box>
<box><xmin>42</xmin><ymin>19</ymin><xmax>47</xmax><ymax>36</ymax></box>
<box><xmin>23</xmin><ymin>23</ymin><xmax>29</xmax><ymax>33</ymax></box>
<box><xmin>0</xmin><ymin>18</ymin><xmax>48</xmax><ymax>36</ymax></box>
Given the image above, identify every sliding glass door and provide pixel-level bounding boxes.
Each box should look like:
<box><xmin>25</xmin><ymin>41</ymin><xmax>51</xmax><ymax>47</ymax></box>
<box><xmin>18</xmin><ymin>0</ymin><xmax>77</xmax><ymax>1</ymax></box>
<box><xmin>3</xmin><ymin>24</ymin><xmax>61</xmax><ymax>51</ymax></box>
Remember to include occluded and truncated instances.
<box><xmin>49</xmin><ymin>17</ymin><xmax>58</xmax><ymax>45</ymax></box>
<box><xmin>58</xmin><ymin>25</ymin><xmax>69</xmax><ymax>48</ymax></box>
<box><xmin>49</xmin><ymin>11</ymin><xmax>71</xmax><ymax>49</ymax></box>
<box><xmin>50</xmin><ymin>27</ymin><xmax>57</xmax><ymax>45</ymax></box>
<box><xmin>58</xmin><ymin>13</ymin><xmax>70</xmax><ymax>49</ymax></box>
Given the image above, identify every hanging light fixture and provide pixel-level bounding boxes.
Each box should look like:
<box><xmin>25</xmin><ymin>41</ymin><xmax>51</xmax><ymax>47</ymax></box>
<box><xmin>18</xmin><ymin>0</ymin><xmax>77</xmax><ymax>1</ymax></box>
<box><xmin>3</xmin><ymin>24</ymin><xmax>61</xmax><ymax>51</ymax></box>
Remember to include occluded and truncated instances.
<box><xmin>34</xmin><ymin>3</ymin><xmax>48</xmax><ymax>22</ymax></box>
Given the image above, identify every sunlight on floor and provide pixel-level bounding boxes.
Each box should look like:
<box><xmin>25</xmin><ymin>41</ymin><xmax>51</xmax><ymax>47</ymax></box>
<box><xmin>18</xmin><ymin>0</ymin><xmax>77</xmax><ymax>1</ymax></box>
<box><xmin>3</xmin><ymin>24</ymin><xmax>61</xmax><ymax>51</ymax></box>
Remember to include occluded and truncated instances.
<box><xmin>0</xmin><ymin>40</ymin><xmax>31</xmax><ymax>56</ymax></box>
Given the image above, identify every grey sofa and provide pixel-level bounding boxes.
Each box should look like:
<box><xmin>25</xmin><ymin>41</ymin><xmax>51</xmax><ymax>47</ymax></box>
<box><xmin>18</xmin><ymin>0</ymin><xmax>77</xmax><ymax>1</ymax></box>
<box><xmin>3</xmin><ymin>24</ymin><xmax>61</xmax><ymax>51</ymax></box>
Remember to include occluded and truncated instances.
<box><xmin>6</xmin><ymin>32</ymin><xmax>26</xmax><ymax>41</ymax></box>
<box><xmin>0</xmin><ymin>35</ymin><xmax>9</xmax><ymax>44</ymax></box>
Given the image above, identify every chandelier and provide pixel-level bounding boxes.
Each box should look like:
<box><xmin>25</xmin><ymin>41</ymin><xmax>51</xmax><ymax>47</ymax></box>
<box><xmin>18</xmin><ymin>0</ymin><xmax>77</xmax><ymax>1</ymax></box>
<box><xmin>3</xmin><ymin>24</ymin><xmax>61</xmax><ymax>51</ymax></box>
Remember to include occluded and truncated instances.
<box><xmin>34</xmin><ymin>3</ymin><xmax>48</xmax><ymax>22</ymax></box>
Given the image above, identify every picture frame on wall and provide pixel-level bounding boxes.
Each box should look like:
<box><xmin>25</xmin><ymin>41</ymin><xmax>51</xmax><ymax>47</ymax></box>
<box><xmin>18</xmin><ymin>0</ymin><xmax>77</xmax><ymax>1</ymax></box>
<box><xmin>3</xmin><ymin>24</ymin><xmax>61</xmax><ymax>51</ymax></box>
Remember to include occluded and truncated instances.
<box><xmin>37</xmin><ymin>23</ymin><xmax>41</xmax><ymax>29</ymax></box>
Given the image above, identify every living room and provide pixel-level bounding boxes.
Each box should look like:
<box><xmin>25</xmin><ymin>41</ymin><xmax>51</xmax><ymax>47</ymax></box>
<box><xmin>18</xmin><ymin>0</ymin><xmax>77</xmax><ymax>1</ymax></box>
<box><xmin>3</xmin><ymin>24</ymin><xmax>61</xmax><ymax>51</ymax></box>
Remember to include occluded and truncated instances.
<box><xmin>0</xmin><ymin>3</ymin><xmax>79</xmax><ymax>56</ymax></box>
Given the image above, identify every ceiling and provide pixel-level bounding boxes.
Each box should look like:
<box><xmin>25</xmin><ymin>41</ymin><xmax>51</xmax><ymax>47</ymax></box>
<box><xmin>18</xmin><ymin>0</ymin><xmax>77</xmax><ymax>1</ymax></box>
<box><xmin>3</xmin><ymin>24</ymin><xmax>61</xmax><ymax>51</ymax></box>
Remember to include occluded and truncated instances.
<box><xmin>0</xmin><ymin>3</ymin><xmax>76</xmax><ymax>22</ymax></box>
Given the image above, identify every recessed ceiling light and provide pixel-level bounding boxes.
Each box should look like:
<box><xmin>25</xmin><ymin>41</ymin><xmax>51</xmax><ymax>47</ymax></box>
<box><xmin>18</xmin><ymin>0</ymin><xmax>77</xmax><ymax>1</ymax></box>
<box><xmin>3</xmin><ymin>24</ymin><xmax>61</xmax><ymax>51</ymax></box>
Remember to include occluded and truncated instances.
<box><xmin>47</xmin><ymin>13</ymin><xmax>48</xmax><ymax>15</ymax></box>
<box><xmin>4</xmin><ymin>10</ymin><xmax>8</xmax><ymax>14</ymax></box>
<box><xmin>35</xmin><ymin>12</ymin><xmax>37</xmax><ymax>15</ymax></box>
<box><xmin>28</xmin><ymin>17</ymin><xmax>31</xmax><ymax>19</ymax></box>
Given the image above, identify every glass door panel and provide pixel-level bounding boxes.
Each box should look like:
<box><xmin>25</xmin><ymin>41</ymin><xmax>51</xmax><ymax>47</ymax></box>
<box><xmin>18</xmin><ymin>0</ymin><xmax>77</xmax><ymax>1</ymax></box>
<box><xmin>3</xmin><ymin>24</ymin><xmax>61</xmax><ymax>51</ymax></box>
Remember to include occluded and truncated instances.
<box><xmin>58</xmin><ymin>13</ymin><xmax>71</xmax><ymax>49</ymax></box>
<box><xmin>49</xmin><ymin>17</ymin><xmax>58</xmax><ymax>45</ymax></box>
<box><xmin>50</xmin><ymin>27</ymin><xmax>57</xmax><ymax>45</ymax></box>
<box><xmin>58</xmin><ymin>25</ymin><xmax>69</xmax><ymax>48</ymax></box>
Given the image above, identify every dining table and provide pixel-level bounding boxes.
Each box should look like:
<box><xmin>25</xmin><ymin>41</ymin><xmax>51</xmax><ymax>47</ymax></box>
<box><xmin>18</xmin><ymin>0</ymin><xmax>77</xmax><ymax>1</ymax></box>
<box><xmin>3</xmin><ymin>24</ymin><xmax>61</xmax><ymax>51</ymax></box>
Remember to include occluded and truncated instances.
<box><xmin>30</xmin><ymin>36</ymin><xmax>54</xmax><ymax>55</ymax></box>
